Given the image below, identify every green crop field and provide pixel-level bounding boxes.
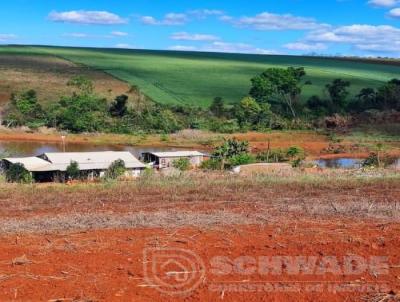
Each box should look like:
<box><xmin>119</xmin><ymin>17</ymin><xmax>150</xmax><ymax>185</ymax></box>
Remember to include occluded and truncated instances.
<box><xmin>1</xmin><ymin>45</ymin><xmax>400</xmax><ymax>107</ymax></box>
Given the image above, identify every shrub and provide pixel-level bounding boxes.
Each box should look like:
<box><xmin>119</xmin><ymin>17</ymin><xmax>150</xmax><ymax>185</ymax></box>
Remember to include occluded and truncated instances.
<box><xmin>104</xmin><ymin>159</ymin><xmax>126</xmax><ymax>180</ymax></box>
<box><xmin>291</xmin><ymin>158</ymin><xmax>303</xmax><ymax>168</ymax></box>
<box><xmin>5</xmin><ymin>163</ymin><xmax>33</xmax><ymax>183</ymax></box>
<box><xmin>362</xmin><ymin>152</ymin><xmax>390</xmax><ymax>168</ymax></box>
<box><xmin>172</xmin><ymin>158</ymin><xmax>191</xmax><ymax>171</ymax></box>
<box><xmin>363</xmin><ymin>152</ymin><xmax>381</xmax><ymax>168</ymax></box>
<box><xmin>213</xmin><ymin>139</ymin><xmax>250</xmax><ymax>169</ymax></box>
<box><xmin>209</xmin><ymin>119</ymin><xmax>240</xmax><ymax>133</ymax></box>
<box><xmin>286</xmin><ymin>146</ymin><xmax>305</xmax><ymax>160</ymax></box>
<box><xmin>257</xmin><ymin>149</ymin><xmax>288</xmax><ymax>163</ymax></box>
<box><xmin>200</xmin><ymin>158</ymin><xmax>222</xmax><ymax>170</ymax></box>
<box><xmin>228</xmin><ymin>154</ymin><xmax>255</xmax><ymax>167</ymax></box>
<box><xmin>66</xmin><ymin>161</ymin><xmax>81</xmax><ymax>180</ymax></box>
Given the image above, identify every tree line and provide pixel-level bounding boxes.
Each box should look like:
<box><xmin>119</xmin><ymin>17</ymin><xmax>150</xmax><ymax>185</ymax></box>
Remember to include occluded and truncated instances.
<box><xmin>2</xmin><ymin>68</ymin><xmax>399</xmax><ymax>134</ymax></box>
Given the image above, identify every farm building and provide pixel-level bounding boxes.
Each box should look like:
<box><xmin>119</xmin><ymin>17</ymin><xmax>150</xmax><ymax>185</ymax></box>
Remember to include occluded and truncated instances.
<box><xmin>1</xmin><ymin>151</ymin><xmax>146</xmax><ymax>182</ymax></box>
<box><xmin>141</xmin><ymin>151</ymin><xmax>205</xmax><ymax>169</ymax></box>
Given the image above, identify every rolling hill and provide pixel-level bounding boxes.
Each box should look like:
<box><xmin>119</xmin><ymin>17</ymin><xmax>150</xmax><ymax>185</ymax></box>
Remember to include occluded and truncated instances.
<box><xmin>1</xmin><ymin>45</ymin><xmax>400</xmax><ymax>107</ymax></box>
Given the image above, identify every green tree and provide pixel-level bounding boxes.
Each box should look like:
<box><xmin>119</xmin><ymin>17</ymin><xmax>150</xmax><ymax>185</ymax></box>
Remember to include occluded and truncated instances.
<box><xmin>234</xmin><ymin>96</ymin><xmax>261</xmax><ymax>127</ymax></box>
<box><xmin>51</xmin><ymin>94</ymin><xmax>109</xmax><ymax>132</ymax></box>
<box><xmin>109</xmin><ymin>94</ymin><xmax>128</xmax><ymax>117</ymax></box>
<box><xmin>306</xmin><ymin>95</ymin><xmax>330</xmax><ymax>116</ymax></box>
<box><xmin>3</xmin><ymin>90</ymin><xmax>45</xmax><ymax>127</ymax></box>
<box><xmin>210</xmin><ymin>97</ymin><xmax>225</xmax><ymax>118</ymax></box>
<box><xmin>325</xmin><ymin>79</ymin><xmax>351</xmax><ymax>113</ymax></box>
<box><xmin>66</xmin><ymin>161</ymin><xmax>81</xmax><ymax>180</ymax></box>
<box><xmin>286</xmin><ymin>146</ymin><xmax>305</xmax><ymax>168</ymax></box>
<box><xmin>376</xmin><ymin>79</ymin><xmax>400</xmax><ymax>110</ymax></box>
<box><xmin>249</xmin><ymin>67</ymin><xmax>306</xmax><ymax>118</ymax></box>
<box><xmin>104</xmin><ymin>159</ymin><xmax>126</xmax><ymax>180</ymax></box>
<box><xmin>213</xmin><ymin>139</ymin><xmax>249</xmax><ymax>170</ymax></box>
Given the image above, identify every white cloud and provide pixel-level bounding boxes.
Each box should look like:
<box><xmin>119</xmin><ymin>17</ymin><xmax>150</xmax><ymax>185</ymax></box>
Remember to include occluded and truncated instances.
<box><xmin>141</xmin><ymin>9</ymin><xmax>223</xmax><ymax>26</ymax></box>
<box><xmin>169</xmin><ymin>45</ymin><xmax>197</xmax><ymax>51</ymax></box>
<box><xmin>170</xmin><ymin>32</ymin><xmax>220</xmax><ymax>41</ymax></box>
<box><xmin>114</xmin><ymin>43</ymin><xmax>135</xmax><ymax>49</ymax></box>
<box><xmin>306</xmin><ymin>24</ymin><xmax>400</xmax><ymax>53</ymax></box>
<box><xmin>63</xmin><ymin>33</ymin><xmax>90</xmax><ymax>38</ymax></box>
<box><xmin>206</xmin><ymin>42</ymin><xmax>278</xmax><ymax>54</ymax></box>
<box><xmin>388</xmin><ymin>7</ymin><xmax>400</xmax><ymax>18</ymax></box>
<box><xmin>284</xmin><ymin>42</ymin><xmax>327</xmax><ymax>51</ymax></box>
<box><xmin>111</xmin><ymin>31</ymin><xmax>128</xmax><ymax>37</ymax></box>
<box><xmin>0</xmin><ymin>34</ymin><xmax>17</xmax><ymax>42</ymax></box>
<box><xmin>141</xmin><ymin>13</ymin><xmax>188</xmax><ymax>26</ymax></box>
<box><xmin>219</xmin><ymin>15</ymin><xmax>233</xmax><ymax>22</ymax></box>
<box><xmin>368</xmin><ymin>0</ymin><xmax>399</xmax><ymax>7</ymax></box>
<box><xmin>170</xmin><ymin>41</ymin><xmax>278</xmax><ymax>55</ymax></box>
<box><xmin>49</xmin><ymin>10</ymin><xmax>127</xmax><ymax>25</ymax></box>
<box><xmin>188</xmin><ymin>9</ymin><xmax>224</xmax><ymax>19</ymax></box>
<box><xmin>225</xmin><ymin>12</ymin><xmax>324</xmax><ymax>31</ymax></box>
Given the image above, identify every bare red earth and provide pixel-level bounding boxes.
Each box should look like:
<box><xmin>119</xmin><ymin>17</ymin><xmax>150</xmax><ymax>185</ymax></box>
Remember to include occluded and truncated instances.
<box><xmin>0</xmin><ymin>222</ymin><xmax>398</xmax><ymax>302</ymax></box>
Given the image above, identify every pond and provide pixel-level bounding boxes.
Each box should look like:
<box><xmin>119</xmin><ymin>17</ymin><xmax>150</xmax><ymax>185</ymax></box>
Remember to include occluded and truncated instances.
<box><xmin>315</xmin><ymin>157</ymin><xmax>400</xmax><ymax>169</ymax></box>
<box><xmin>315</xmin><ymin>158</ymin><xmax>364</xmax><ymax>169</ymax></box>
<box><xmin>0</xmin><ymin>140</ymin><xmax>184</xmax><ymax>159</ymax></box>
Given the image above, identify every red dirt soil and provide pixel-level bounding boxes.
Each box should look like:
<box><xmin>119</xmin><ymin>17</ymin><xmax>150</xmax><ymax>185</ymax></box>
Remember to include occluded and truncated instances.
<box><xmin>0</xmin><ymin>223</ymin><xmax>399</xmax><ymax>302</ymax></box>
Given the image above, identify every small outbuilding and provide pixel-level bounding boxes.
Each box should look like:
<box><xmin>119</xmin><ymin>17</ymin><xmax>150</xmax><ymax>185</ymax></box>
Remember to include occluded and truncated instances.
<box><xmin>141</xmin><ymin>151</ymin><xmax>205</xmax><ymax>169</ymax></box>
<box><xmin>1</xmin><ymin>151</ymin><xmax>146</xmax><ymax>182</ymax></box>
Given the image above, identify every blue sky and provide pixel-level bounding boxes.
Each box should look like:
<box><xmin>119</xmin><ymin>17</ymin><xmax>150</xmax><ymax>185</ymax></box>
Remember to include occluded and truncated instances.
<box><xmin>1</xmin><ymin>0</ymin><xmax>400</xmax><ymax>57</ymax></box>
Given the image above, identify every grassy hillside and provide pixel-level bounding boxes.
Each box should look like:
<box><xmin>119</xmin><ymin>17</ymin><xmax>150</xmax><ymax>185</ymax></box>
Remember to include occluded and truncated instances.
<box><xmin>1</xmin><ymin>45</ymin><xmax>400</xmax><ymax>107</ymax></box>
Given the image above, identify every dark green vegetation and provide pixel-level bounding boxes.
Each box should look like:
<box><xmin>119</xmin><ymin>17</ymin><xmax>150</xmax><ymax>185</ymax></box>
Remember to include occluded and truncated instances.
<box><xmin>66</xmin><ymin>161</ymin><xmax>81</xmax><ymax>181</ymax></box>
<box><xmin>5</xmin><ymin>163</ymin><xmax>33</xmax><ymax>183</ymax></box>
<box><xmin>1</xmin><ymin>46</ymin><xmax>400</xmax><ymax>107</ymax></box>
<box><xmin>104</xmin><ymin>159</ymin><xmax>127</xmax><ymax>180</ymax></box>
<box><xmin>172</xmin><ymin>158</ymin><xmax>191</xmax><ymax>171</ymax></box>
<box><xmin>1</xmin><ymin>45</ymin><xmax>399</xmax><ymax>135</ymax></box>
<box><xmin>2</xmin><ymin>69</ymin><xmax>400</xmax><ymax>134</ymax></box>
<box><xmin>200</xmin><ymin>139</ymin><xmax>306</xmax><ymax>170</ymax></box>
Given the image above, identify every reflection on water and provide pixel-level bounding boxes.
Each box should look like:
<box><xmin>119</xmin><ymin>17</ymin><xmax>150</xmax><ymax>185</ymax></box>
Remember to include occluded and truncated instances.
<box><xmin>315</xmin><ymin>158</ymin><xmax>363</xmax><ymax>169</ymax></box>
<box><xmin>0</xmin><ymin>141</ymin><xmax>182</xmax><ymax>159</ymax></box>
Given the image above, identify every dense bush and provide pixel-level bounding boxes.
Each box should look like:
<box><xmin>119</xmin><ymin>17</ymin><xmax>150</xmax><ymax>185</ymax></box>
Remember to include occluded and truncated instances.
<box><xmin>104</xmin><ymin>160</ymin><xmax>126</xmax><ymax>180</ymax></box>
<box><xmin>3</xmin><ymin>90</ymin><xmax>46</xmax><ymax>128</ymax></box>
<box><xmin>256</xmin><ymin>149</ymin><xmax>288</xmax><ymax>163</ymax></box>
<box><xmin>256</xmin><ymin>146</ymin><xmax>305</xmax><ymax>164</ymax></box>
<box><xmin>5</xmin><ymin>163</ymin><xmax>33</xmax><ymax>183</ymax></box>
<box><xmin>228</xmin><ymin>154</ymin><xmax>255</xmax><ymax>167</ymax></box>
<box><xmin>3</xmin><ymin>73</ymin><xmax>400</xmax><ymax>135</ymax></box>
<box><xmin>200</xmin><ymin>158</ymin><xmax>222</xmax><ymax>170</ymax></box>
<box><xmin>172</xmin><ymin>158</ymin><xmax>191</xmax><ymax>171</ymax></box>
<box><xmin>66</xmin><ymin>161</ymin><xmax>81</xmax><ymax>180</ymax></box>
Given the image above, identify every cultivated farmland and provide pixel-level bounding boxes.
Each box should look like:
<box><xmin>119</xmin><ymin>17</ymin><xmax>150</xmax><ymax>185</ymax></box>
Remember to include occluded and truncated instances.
<box><xmin>1</xmin><ymin>45</ymin><xmax>400</xmax><ymax>107</ymax></box>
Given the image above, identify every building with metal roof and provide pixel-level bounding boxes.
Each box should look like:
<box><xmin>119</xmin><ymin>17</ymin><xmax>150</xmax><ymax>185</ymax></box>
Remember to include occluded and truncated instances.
<box><xmin>141</xmin><ymin>151</ymin><xmax>206</xmax><ymax>169</ymax></box>
<box><xmin>1</xmin><ymin>151</ymin><xmax>145</xmax><ymax>182</ymax></box>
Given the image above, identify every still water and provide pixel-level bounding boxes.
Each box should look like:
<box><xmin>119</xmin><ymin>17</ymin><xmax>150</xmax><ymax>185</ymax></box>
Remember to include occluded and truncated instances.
<box><xmin>0</xmin><ymin>140</ymin><xmax>183</xmax><ymax>159</ymax></box>
<box><xmin>315</xmin><ymin>158</ymin><xmax>364</xmax><ymax>169</ymax></box>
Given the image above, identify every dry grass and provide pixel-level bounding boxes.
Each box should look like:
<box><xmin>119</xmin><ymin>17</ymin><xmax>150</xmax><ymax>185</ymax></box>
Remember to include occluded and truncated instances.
<box><xmin>0</xmin><ymin>172</ymin><xmax>399</xmax><ymax>233</ymax></box>
<box><xmin>0</xmin><ymin>54</ymin><xmax>142</xmax><ymax>107</ymax></box>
